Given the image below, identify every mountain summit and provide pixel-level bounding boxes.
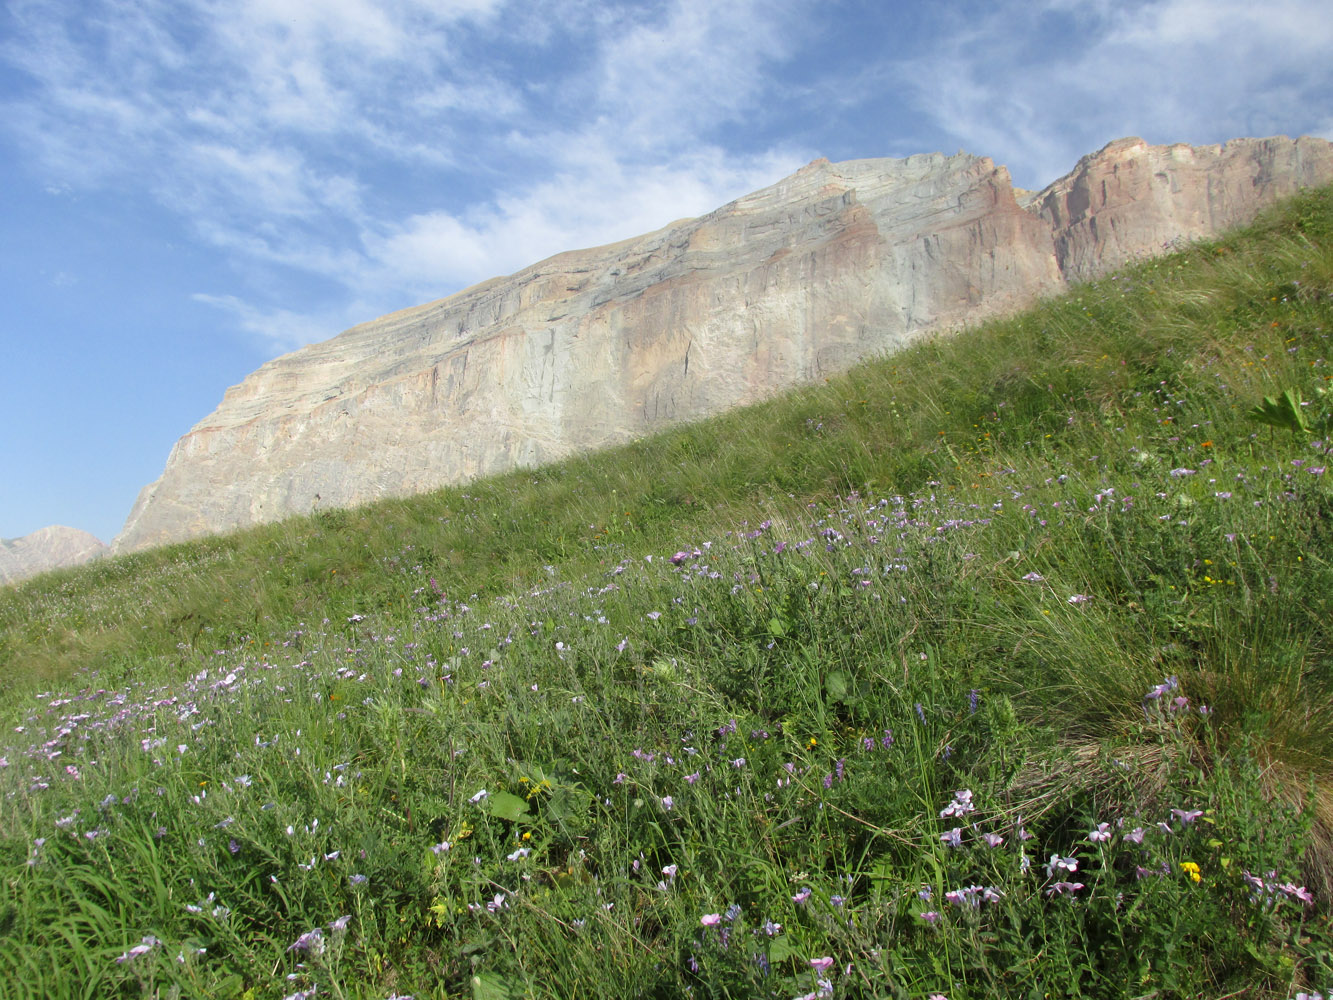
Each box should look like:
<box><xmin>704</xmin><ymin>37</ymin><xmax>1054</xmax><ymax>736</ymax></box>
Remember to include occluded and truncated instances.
<box><xmin>113</xmin><ymin>135</ymin><xmax>1333</xmax><ymax>554</ymax></box>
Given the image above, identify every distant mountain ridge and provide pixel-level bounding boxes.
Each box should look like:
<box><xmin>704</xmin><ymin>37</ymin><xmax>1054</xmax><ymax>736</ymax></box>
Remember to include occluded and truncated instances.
<box><xmin>111</xmin><ymin>134</ymin><xmax>1333</xmax><ymax>554</ymax></box>
<box><xmin>0</xmin><ymin>526</ymin><xmax>106</xmax><ymax>585</ymax></box>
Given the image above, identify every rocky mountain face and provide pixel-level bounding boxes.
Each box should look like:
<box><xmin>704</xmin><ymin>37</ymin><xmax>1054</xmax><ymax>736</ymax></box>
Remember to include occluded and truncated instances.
<box><xmin>0</xmin><ymin>526</ymin><xmax>107</xmax><ymax>585</ymax></box>
<box><xmin>113</xmin><ymin>135</ymin><xmax>1333</xmax><ymax>554</ymax></box>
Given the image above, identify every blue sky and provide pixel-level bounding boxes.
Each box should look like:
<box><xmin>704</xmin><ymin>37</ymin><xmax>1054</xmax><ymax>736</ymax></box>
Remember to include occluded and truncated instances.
<box><xmin>2</xmin><ymin>0</ymin><xmax>1331</xmax><ymax>544</ymax></box>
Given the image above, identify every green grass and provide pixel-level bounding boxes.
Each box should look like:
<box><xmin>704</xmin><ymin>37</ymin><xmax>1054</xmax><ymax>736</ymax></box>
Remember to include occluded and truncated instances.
<box><xmin>2</xmin><ymin>188</ymin><xmax>1333</xmax><ymax>998</ymax></box>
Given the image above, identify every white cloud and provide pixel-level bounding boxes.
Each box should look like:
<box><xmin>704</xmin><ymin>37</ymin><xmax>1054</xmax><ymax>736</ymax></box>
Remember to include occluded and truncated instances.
<box><xmin>2</xmin><ymin>0</ymin><xmax>818</xmax><ymax>351</ymax></box>
<box><xmin>193</xmin><ymin>293</ymin><xmax>368</xmax><ymax>353</ymax></box>
<box><xmin>895</xmin><ymin>0</ymin><xmax>1333</xmax><ymax>188</ymax></box>
<box><xmin>357</xmin><ymin>142</ymin><xmax>808</xmax><ymax>300</ymax></box>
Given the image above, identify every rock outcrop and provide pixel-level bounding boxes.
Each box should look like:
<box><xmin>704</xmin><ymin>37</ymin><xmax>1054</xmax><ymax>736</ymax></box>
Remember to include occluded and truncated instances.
<box><xmin>113</xmin><ymin>135</ymin><xmax>1333</xmax><ymax>553</ymax></box>
<box><xmin>0</xmin><ymin>526</ymin><xmax>107</xmax><ymax>585</ymax></box>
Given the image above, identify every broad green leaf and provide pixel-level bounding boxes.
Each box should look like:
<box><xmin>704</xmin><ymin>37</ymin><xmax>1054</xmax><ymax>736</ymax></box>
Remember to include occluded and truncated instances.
<box><xmin>472</xmin><ymin>972</ymin><xmax>512</xmax><ymax>1000</ymax></box>
<box><xmin>825</xmin><ymin>670</ymin><xmax>849</xmax><ymax>702</ymax></box>
<box><xmin>484</xmin><ymin>791</ymin><xmax>530</xmax><ymax>822</ymax></box>
<box><xmin>768</xmin><ymin>935</ymin><xmax>797</xmax><ymax>964</ymax></box>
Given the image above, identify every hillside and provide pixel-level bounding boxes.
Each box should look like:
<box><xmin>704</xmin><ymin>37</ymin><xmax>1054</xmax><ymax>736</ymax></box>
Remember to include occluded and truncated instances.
<box><xmin>111</xmin><ymin>135</ymin><xmax>1333</xmax><ymax>554</ymax></box>
<box><xmin>1</xmin><ymin>187</ymin><xmax>1331</xmax><ymax>999</ymax></box>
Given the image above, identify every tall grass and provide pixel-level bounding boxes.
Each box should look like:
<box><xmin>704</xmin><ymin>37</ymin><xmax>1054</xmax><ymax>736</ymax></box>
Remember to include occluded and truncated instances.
<box><xmin>2</xmin><ymin>188</ymin><xmax>1332</xmax><ymax>998</ymax></box>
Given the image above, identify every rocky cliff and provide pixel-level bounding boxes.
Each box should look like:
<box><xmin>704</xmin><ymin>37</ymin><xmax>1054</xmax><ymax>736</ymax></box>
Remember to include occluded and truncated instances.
<box><xmin>113</xmin><ymin>135</ymin><xmax>1333</xmax><ymax>553</ymax></box>
<box><xmin>0</xmin><ymin>526</ymin><xmax>107</xmax><ymax>585</ymax></box>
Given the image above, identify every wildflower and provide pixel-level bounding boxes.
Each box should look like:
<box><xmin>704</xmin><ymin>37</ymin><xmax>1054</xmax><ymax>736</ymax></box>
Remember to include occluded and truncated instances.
<box><xmin>431</xmin><ymin>841</ymin><xmax>451</xmax><ymax>854</ymax></box>
<box><xmin>939</xmin><ymin>789</ymin><xmax>974</xmax><ymax>818</ymax></box>
<box><xmin>1179</xmin><ymin>861</ymin><xmax>1202</xmax><ymax>883</ymax></box>
<box><xmin>1045</xmin><ymin>881</ymin><xmax>1085</xmax><ymax>896</ymax></box>
<box><xmin>507</xmin><ymin>847</ymin><xmax>531</xmax><ymax>861</ymax></box>
<box><xmin>940</xmin><ymin>827</ymin><xmax>963</xmax><ymax>848</ymax></box>
<box><xmin>115</xmin><ymin>936</ymin><xmax>159</xmax><ymax>964</ymax></box>
<box><xmin>792</xmin><ymin>888</ymin><xmax>812</xmax><ymax>905</ymax></box>
<box><xmin>762</xmin><ymin>919</ymin><xmax>782</xmax><ymax>936</ymax></box>
<box><xmin>1123</xmin><ymin>827</ymin><xmax>1146</xmax><ymax>844</ymax></box>
<box><xmin>1021</xmin><ymin>572</ymin><xmax>1044</xmax><ymax>582</ymax></box>
<box><xmin>1145</xmin><ymin>676</ymin><xmax>1179</xmax><ymax>701</ymax></box>
<box><xmin>684</xmin><ymin>771</ymin><xmax>700</xmax><ymax>784</ymax></box>
<box><xmin>1045</xmin><ymin>854</ymin><xmax>1078</xmax><ymax>877</ymax></box>
<box><xmin>700</xmin><ymin>913</ymin><xmax>722</xmax><ymax>926</ymax></box>
<box><xmin>661</xmin><ymin>795</ymin><xmax>674</xmax><ymax>810</ymax></box>
<box><xmin>982</xmin><ymin>832</ymin><xmax>1004</xmax><ymax>848</ymax></box>
<box><xmin>468</xmin><ymin>788</ymin><xmax>488</xmax><ymax>804</ymax></box>
<box><xmin>1171</xmin><ymin>808</ymin><xmax>1203</xmax><ymax>825</ymax></box>
<box><xmin>329</xmin><ymin>914</ymin><xmax>352</xmax><ymax>932</ymax></box>
<box><xmin>1088</xmin><ymin>823</ymin><xmax>1112</xmax><ymax>843</ymax></box>
<box><xmin>662</xmin><ymin>864</ymin><xmax>678</xmax><ymax>880</ymax></box>
<box><xmin>288</xmin><ymin>928</ymin><xmax>325</xmax><ymax>954</ymax></box>
<box><xmin>809</xmin><ymin>957</ymin><xmax>834</xmax><ymax>973</ymax></box>
<box><xmin>1280</xmin><ymin>882</ymin><xmax>1314</xmax><ymax>904</ymax></box>
<box><xmin>1067</xmin><ymin>594</ymin><xmax>1091</xmax><ymax>604</ymax></box>
<box><xmin>918</xmin><ymin>910</ymin><xmax>942</xmax><ymax>924</ymax></box>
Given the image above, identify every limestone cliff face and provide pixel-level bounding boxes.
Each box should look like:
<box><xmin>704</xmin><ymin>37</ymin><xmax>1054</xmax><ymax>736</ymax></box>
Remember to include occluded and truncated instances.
<box><xmin>1025</xmin><ymin>135</ymin><xmax>1333</xmax><ymax>280</ymax></box>
<box><xmin>0</xmin><ymin>526</ymin><xmax>106</xmax><ymax>585</ymax></box>
<box><xmin>113</xmin><ymin>135</ymin><xmax>1333</xmax><ymax>553</ymax></box>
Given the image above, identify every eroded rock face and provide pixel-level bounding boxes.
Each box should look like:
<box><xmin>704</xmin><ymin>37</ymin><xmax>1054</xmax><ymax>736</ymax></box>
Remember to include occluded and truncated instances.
<box><xmin>1024</xmin><ymin>136</ymin><xmax>1333</xmax><ymax>280</ymax></box>
<box><xmin>113</xmin><ymin>135</ymin><xmax>1333</xmax><ymax>553</ymax></box>
<box><xmin>0</xmin><ymin>526</ymin><xmax>107</xmax><ymax>585</ymax></box>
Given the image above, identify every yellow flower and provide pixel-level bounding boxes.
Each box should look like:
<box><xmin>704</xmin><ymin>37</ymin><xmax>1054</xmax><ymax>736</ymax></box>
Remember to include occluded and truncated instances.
<box><xmin>1180</xmin><ymin>861</ymin><xmax>1201</xmax><ymax>883</ymax></box>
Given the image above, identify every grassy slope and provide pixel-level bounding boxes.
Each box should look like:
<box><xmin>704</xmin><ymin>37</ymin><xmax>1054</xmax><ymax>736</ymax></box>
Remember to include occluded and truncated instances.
<box><xmin>1</xmin><ymin>188</ymin><xmax>1332</xmax><ymax>999</ymax></box>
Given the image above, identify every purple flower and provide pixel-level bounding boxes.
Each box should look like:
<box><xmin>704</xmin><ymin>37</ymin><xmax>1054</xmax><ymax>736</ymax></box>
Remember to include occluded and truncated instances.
<box><xmin>1145</xmin><ymin>676</ymin><xmax>1179</xmax><ymax>701</ymax></box>
<box><xmin>1045</xmin><ymin>854</ymin><xmax>1078</xmax><ymax>877</ymax></box>
<box><xmin>1171</xmin><ymin>808</ymin><xmax>1203</xmax><ymax>825</ymax></box>
<box><xmin>1088</xmin><ymin>823</ymin><xmax>1112</xmax><ymax>843</ymax></box>
<box><xmin>700</xmin><ymin>913</ymin><xmax>722</xmax><ymax>926</ymax></box>
<box><xmin>1045</xmin><ymin>881</ymin><xmax>1085</xmax><ymax>896</ymax></box>
<box><xmin>940</xmin><ymin>827</ymin><xmax>963</xmax><ymax>848</ymax></box>
<box><xmin>918</xmin><ymin>910</ymin><xmax>942</xmax><ymax>924</ymax></box>
<box><xmin>115</xmin><ymin>936</ymin><xmax>159</xmax><ymax>964</ymax></box>
<box><xmin>791</xmin><ymin>887</ymin><xmax>812</xmax><ymax>905</ymax></box>
<box><xmin>809</xmin><ymin>957</ymin><xmax>834</xmax><ymax>973</ymax></box>
<box><xmin>939</xmin><ymin>789</ymin><xmax>974</xmax><ymax>818</ymax></box>
<box><xmin>1123</xmin><ymin>827</ymin><xmax>1146</xmax><ymax>844</ymax></box>
<box><xmin>288</xmin><ymin>928</ymin><xmax>325</xmax><ymax>954</ymax></box>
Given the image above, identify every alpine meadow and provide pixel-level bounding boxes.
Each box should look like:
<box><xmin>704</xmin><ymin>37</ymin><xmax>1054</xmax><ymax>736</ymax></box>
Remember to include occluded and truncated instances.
<box><xmin>4</xmin><ymin>187</ymin><xmax>1333</xmax><ymax>1000</ymax></box>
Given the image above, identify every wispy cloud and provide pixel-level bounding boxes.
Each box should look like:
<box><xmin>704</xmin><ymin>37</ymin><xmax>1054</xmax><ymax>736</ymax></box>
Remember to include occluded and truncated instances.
<box><xmin>2</xmin><ymin>0</ymin><xmax>816</xmax><ymax>349</ymax></box>
<box><xmin>4</xmin><ymin>0</ymin><xmax>1330</xmax><ymax>355</ymax></box>
<box><xmin>894</xmin><ymin>0</ymin><xmax>1333</xmax><ymax>188</ymax></box>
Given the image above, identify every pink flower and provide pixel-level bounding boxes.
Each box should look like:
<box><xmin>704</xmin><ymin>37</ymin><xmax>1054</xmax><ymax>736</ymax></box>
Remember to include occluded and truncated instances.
<box><xmin>700</xmin><ymin>913</ymin><xmax>721</xmax><ymax>926</ymax></box>
<box><xmin>809</xmin><ymin>957</ymin><xmax>834</xmax><ymax>973</ymax></box>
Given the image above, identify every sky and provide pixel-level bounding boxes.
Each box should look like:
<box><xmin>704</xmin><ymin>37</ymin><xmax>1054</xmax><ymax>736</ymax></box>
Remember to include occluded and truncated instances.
<box><xmin>2</xmin><ymin>0</ymin><xmax>1331</xmax><ymax>545</ymax></box>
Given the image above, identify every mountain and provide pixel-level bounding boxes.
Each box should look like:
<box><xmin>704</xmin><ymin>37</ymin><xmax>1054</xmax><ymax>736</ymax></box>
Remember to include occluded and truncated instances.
<box><xmin>0</xmin><ymin>526</ymin><xmax>106</xmax><ymax>585</ymax></box>
<box><xmin>112</xmin><ymin>135</ymin><xmax>1333</xmax><ymax>554</ymax></box>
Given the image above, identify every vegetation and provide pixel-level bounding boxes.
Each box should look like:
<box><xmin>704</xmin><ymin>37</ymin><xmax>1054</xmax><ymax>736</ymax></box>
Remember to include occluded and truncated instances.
<box><xmin>3</xmin><ymin>187</ymin><xmax>1333</xmax><ymax>999</ymax></box>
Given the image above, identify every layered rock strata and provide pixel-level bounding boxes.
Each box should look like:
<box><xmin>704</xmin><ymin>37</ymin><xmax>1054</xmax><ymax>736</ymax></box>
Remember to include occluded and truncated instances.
<box><xmin>0</xmin><ymin>526</ymin><xmax>107</xmax><ymax>585</ymax></box>
<box><xmin>114</xmin><ymin>135</ymin><xmax>1333</xmax><ymax>553</ymax></box>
